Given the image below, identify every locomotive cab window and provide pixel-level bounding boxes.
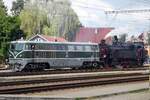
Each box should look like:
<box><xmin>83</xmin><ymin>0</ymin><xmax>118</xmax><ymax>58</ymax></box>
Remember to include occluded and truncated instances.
<box><xmin>68</xmin><ymin>45</ymin><xmax>75</xmax><ymax>51</ymax></box>
<box><xmin>56</xmin><ymin>44</ymin><xmax>66</xmax><ymax>50</ymax></box>
<box><xmin>76</xmin><ymin>45</ymin><xmax>83</xmax><ymax>51</ymax></box>
<box><xmin>25</xmin><ymin>44</ymin><xmax>36</xmax><ymax>50</ymax></box>
<box><xmin>10</xmin><ymin>43</ymin><xmax>24</xmax><ymax>51</ymax></box>
<box><xmin>10</xmin><ymin>43</ymin><xmax>24</xmax><ymax>56</ymax></box>
<box><xmin>92</xmin><ymin>45</ymin><xmax>98</xmax><ymax>51</ymax></box>
<box><xmin>85</xmin><ymin>45</ymin><xmax>92</xmax><ymax>51</ymax></box>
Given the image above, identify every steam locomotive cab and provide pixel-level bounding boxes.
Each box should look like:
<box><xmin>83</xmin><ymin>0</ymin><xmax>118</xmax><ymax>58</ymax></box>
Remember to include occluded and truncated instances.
<box><xmin>134</xmin><ymin>42</ymin><xmax>147</xmax><ymax>66</ymax></box>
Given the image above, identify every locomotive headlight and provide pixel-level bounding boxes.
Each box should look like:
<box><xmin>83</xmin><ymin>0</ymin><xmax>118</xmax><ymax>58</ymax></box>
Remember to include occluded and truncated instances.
<box><xmin>19</xmin><ymin>54</ymin><xmax>22</xmax><ymax>57</ymax></box>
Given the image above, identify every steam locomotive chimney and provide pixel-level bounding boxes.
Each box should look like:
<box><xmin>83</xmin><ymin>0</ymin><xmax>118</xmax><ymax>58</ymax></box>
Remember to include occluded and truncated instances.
<box><xmin>114</xmin><ymin>35</ymin><xmax>118</xmax><ymax>42</ymax></box>
<box><xmin>113</xmin><ymin>35</ymin><xmax>118</xmax><ymax>45</ymax></box>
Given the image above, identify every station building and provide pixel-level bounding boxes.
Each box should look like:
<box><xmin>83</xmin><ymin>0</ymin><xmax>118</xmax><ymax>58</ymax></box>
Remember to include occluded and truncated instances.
<box><xmin>28</xmin><ymin>34</ymin><xmax>67</xmax><ymax>42</ymax></box>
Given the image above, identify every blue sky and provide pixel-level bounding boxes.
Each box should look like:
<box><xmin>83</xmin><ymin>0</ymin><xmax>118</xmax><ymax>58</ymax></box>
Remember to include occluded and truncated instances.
<box><xmin>3</xmin><ymin>0</ymin><xmax>150</xmax><ymax>38</ymax></box>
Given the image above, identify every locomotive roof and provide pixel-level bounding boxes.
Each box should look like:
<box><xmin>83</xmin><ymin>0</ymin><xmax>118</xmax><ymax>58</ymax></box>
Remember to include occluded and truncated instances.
<box><xmin>10</xmin><ymin>41</ymin><xmax>98</xmax><ymax>45</ymax></box>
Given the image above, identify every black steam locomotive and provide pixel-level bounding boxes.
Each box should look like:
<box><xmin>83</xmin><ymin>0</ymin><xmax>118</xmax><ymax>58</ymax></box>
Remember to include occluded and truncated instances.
<box><xmin>99</xmin><ymin>36</ymin><xmax>147</xmax><ymax>68</ymax></box>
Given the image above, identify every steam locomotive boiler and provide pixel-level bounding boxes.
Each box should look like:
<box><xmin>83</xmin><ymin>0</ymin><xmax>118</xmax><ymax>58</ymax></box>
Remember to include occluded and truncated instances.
<box><xmin>99</xmin><ymin>37</ymin><xmax>147</xmax><ymax>68</ymax></box>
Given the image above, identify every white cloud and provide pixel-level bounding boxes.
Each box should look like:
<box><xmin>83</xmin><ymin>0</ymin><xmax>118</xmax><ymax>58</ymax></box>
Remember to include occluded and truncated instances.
<box><xmin>71</xmin><ymin>0</ymin><xmax>114</xmax><ymax>27</ymax></box>
<box><xmin>71</xmin><ymin>0</ymin><xmax>114</xmax><ymax>11</ymax></box>
<box><xmin>105</xmin><ymin>25</ymin><xmax>135</xmax><ymax>38</ymax></box>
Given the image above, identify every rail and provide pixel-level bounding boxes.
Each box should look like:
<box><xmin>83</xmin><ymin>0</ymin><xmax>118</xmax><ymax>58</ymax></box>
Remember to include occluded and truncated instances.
<box><xmin>0</xmin><ymin>67</ymin><xmax>148</xmax><ymax>77</ymax></box>
<box><xmin>0</xmin><ymin>73</ymin><xmax>148</xmax><ymax>94</ymax></box>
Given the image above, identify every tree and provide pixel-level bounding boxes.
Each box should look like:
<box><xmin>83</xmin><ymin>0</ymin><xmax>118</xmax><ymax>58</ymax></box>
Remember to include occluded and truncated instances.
<box><xmin>0</xmin><ymin>0</ymin><xmax>8</xmax><ymax>61</ymax></box>
<box><xmin>0</xmin><ymin>1</ymin><xmax>24</xmax><ymax>63</ymax></box>
<box><xmin>0</xmin><ymin>0</ymin><xmax>7</xmax><ymax>14</ymax></box>
<box><xmin>20</xmin><ymin>0</ymin><xmax>81</xmax><ymax>40</ymax></box>
<box><xmin>0</xmin><ymin>9</ymin><xmax>9</xmax><ymax>61</ymax></box>
<box><xmin>20</xmin><ymin>3</ymin><xmax>47</xmax><ymax>38</ymax></box>
<box><xmin>11</xmin><ymin>0</ymin><xmax>24</xmax><ymax>16</ymax></box>
<box><xmin>9</xmin><ymin>16</ymin><xmax>25</xmax><ymax>40</ymax></box>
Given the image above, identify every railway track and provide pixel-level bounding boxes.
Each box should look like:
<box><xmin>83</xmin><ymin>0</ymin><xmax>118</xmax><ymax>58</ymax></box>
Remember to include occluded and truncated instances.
<box><xmin>0</xmin><ymin>67</ymin><xmax>148</xmax><ymax>77</ymax></box>
<box><xmin>0</xmin><ymin>73</ymin><xmax>148</xmax><ymax>94</ymax></box>
<box><xmin>0</xmin><ymin>67</ymin><xmax>7</xmax><ymax>70</ymax></box>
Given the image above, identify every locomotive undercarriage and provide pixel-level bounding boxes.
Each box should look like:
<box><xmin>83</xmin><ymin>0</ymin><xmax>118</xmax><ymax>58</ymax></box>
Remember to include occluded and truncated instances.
<box><xmin>23</xmin><ymin>63</ymin><xmax>50</xmax><ymax>71</ymax></box>
<box><xmin>23</xmin><ymin>62</ymin><xmax>99</xmax><ymax>71</ymax></box>
<box><xmin>98</xmin><ymin>56</ymin><xmax>144</xmax><ymax>68</ymax></box>
<box><xmin>81</xmin><ymin>61</ymin><xmax>100</xmax><ymax>69</ymax></box>
<box><xmin>107</xmin><ymin>58</ymin><xmax>144</xmax><ymax>68</ymax></box>
<box><xmin>14</xmin><ymin>55</ymin><xmax>145</xmax><ymax>72</ymax></box>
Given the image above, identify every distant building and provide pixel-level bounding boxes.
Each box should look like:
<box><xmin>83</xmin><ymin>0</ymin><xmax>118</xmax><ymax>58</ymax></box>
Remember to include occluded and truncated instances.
<box><xmin>75</xmin><ymin>27</ymin><xmax>114</xmax><ymax>43</ymax></box>
<box><xmin>28</xmin><ymin>34</ymin><xmax>67</xmax><ymax>42</ymax></box>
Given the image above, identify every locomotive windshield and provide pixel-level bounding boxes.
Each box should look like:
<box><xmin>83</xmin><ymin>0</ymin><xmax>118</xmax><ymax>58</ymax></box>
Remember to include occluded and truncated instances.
<box><xmin>9</xmin><ymin>43</ymin><xmax>24</xmax><ymax>56</ymax></box>
<box><xmin>10</xmin><ymin>43</ymin><xmax>24</xmax><ymax>51</ymax></box>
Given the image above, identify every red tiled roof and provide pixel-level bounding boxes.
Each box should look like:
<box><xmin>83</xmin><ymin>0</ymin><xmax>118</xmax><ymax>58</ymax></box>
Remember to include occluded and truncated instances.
<box><xmin>41</xmin><ymin>35</ymin><xmax>67</xmax><ymax>42</ymax></box>
<box><xmin>75</xmin><ymin>27</ymin><xmax>114</xmax><ymax>43</ymax></box>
